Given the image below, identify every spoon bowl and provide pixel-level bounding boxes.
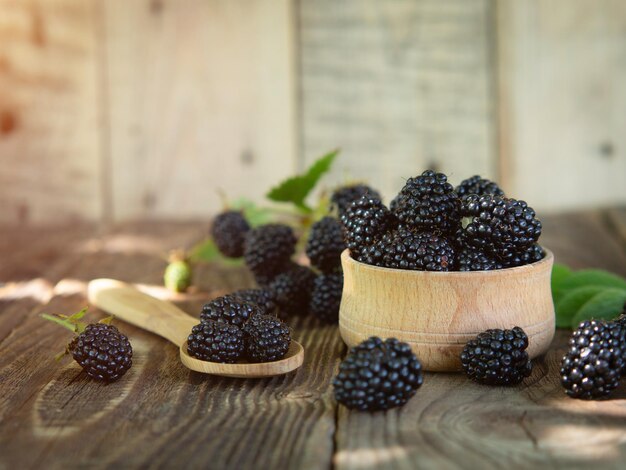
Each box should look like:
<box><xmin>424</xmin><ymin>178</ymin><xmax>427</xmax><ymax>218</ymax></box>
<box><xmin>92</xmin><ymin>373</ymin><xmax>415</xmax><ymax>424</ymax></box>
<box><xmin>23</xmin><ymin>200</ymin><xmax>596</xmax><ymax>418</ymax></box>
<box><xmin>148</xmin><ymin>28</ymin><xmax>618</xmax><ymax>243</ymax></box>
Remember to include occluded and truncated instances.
<box><xmin>88</xmin><ymin>278</ymin><xmax>304</xmax><ymax>378</ymax></box>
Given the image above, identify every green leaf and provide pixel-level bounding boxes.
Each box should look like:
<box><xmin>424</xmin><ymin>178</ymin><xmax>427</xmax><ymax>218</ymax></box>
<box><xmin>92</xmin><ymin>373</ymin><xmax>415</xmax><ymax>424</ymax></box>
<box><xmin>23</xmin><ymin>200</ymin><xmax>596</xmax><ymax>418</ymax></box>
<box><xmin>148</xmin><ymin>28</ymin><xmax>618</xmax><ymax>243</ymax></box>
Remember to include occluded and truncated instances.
<box><xmin>190</xmin><ymin>238</ymin><xmax>244</xmax><ymax>266</ymax></box>
<box><xmin>230</xmin><ymin>198</ymin><xmax>273</xmax><ymax>228</ymax></box>
<box><xmin>570</xmin><ymin>288</ymin><xmax>626</xmax><ymax>328</ymax></box>
<box><xmin>555</xmin><ymin>286</ymin><xmax>607</xmax><ymax>328</ymax></box>
<box><xmin>551</xmin><ymin>263</ymin><xmax>574</xmax><ymax>304</ymax></box>
<box><xmin>558</xmin><ymin>269</ymin><xmax>626</xmax><ymax>294</ymax></box>
<box><xmin>266</xmin><ymin>150</ymin><xmax>338</xmax><ymax>212</ymax></box>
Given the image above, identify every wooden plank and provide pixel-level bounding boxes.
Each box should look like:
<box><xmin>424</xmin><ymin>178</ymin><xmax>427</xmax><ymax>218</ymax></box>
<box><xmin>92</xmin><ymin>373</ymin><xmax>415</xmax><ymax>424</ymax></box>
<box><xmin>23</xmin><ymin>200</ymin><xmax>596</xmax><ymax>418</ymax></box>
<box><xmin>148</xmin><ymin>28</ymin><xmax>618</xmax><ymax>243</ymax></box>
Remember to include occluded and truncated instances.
<box><xmin>298</xmin><ymin>0</ymin><xmax>497</xmax><ymax>200</ymax></box>
<box><xmin>103</xmin><ymin>0</ymin><xmax>297</xmax><ymax>221</ymax></box>
<box><xmin>0</xmin><ymin>0</ymin><xmax>103</xmax><ymax>224</ymax></box>
<box><xmin>0</xmin><ymin>221</ymin><xmax>341</xmax><ymax>469</ymax></box>
<box><xmin>497</xmin><ymin>0</ymin><xmax>626</xmax><ymax>211</ymax></box>
<box><xmin>334</xmin><ymin>210</ymin><xmax>626</xmax><ymax>469</ymax></box>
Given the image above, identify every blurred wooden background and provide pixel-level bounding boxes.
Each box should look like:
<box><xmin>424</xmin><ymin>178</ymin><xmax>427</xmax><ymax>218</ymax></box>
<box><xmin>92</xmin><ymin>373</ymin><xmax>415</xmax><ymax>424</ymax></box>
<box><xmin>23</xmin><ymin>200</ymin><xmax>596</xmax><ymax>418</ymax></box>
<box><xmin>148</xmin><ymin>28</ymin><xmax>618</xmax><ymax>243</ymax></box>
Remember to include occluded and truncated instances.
<box><xmin>0</xmin><ymin>0</ymin><xmax>625</xmax><ymax>224</ymax></box>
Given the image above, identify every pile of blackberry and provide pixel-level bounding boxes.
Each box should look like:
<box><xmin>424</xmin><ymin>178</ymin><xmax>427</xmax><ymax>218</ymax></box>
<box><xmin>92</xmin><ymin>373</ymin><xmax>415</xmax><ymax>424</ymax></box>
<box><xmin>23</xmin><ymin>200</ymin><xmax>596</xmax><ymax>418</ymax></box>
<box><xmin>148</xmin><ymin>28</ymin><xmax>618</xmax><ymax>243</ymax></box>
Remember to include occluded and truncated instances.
<box><xmin>187</xmin><ymin>293</ymin><xmax>292</xmax><ymax>364</ymax></box>
<box><xmin>340</xmin><ymin>170</ymin><xmax>544</xmax><ymax>271</ymax></box>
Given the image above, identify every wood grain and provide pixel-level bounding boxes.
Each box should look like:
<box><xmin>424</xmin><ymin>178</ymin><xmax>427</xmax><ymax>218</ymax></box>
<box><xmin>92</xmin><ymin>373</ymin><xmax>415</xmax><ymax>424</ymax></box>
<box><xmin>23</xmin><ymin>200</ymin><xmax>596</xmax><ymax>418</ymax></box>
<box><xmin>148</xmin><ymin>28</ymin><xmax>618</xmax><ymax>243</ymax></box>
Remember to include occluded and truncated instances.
<box><xmin>103</xmin><ymin>0</ymin><xmax>297</xmax><ymax>221</ymax></box>
<box><xmin>298</xmin><ymin>0</ymin><xmax>497</xmax><ymax>199</ymax></box>
<box><xmin>0</xmin><ymin>0</ymin><xmax>103</xmax><ymax>224</ymax></box>
<box><xmin>339</xmin><ymin>249</ymin><xmax>555</xmax><ymax>371</ymax></box>
<box><xmin>0</xmin><ymin>221</ymin><xmax>342</xmax><ymax>469</ymax></box>
<box><xmin>497</xmin><ymin>0</ymin><xmax>626</xmax><ymax>211</ymax></box>
<box><xmin>1</xmin><ymin>213</ymin><xmax>626</xmax><ymax>469</ymax></box>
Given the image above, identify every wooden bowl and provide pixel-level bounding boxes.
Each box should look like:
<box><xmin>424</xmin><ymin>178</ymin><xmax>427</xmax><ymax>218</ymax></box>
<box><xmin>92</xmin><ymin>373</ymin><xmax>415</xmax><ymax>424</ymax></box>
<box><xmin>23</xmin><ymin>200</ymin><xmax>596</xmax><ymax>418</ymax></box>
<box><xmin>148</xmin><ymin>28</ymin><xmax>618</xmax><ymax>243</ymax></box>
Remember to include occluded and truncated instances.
<box><xmin>339</xmin><ymin>249</ymin><xmax>555</xmax><ymax>371</ymax></box>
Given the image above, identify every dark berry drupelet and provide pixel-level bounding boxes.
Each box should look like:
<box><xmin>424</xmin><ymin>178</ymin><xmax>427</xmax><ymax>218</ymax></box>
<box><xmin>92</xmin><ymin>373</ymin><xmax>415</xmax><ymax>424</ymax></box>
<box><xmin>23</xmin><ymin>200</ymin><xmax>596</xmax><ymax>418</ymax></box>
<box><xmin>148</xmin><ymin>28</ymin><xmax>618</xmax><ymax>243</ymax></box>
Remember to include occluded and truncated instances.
<box><xmin>200</xmin><ymin>295</ymin><xmax>262</xmax><ymax>328</ymax></box>
<box><xmin>560</xmin><ymin>319</ymin><xmax>625</xmax><ymax>399</ymax></box>
<box><xmin>244</xmin><ymin>224</ymin><xmax>297</xmax><ymax>280</ymax></box>
<box><xmin>393</xmin><ymin>170</ymin><xmax>462</xmax><ymax>235</ymax></box>
<box><xmin>243</xmin><ymin>314</ymin><xmax>291</xmax><ymax>362</ymax></box>
<box><xmin>333</xmin><ymin>337</ymin><xmax>423</xmax><ymax>411</ymax></box>
<box><xmin>310</xmin><ymin>273</ymin><xmax>343</xmax><ymax>324</ymax></box>
<box><xmin>341</xmin><ymin>196</ymin><xmax>395</xmax><ymax>260</ymax></box>
<box><xmin>69</xmin><ymin>323</ymin><xmax>133</xmax><ymax>382</ymax></box>
<box><xmin>187</xmin><ymin>320</ymin><xmax>244</xmax><ymax>363</ymax></box>
<box><xmin>457</xmin><ymin>245</ymin><xmax>502</xmax><ymax>271</ymax></box>
<box><xmin>461</xmin><ymin>327</ymin><xmax>532</xmax><ymax>385</ymax></box>
<box><xmin>306</xmin><ymin>216</ymin><xmax>346</xmax><ymax>273</ymax></box>
<box><xmin>373</xmin><ymin>229</ymin><xmax>455</xmax><ymax>271</ymax></box>
<box><xmin>231</xmin><ymin>288</ymin><xmax>277</xmax><ymax>316</ymax></box>
<box><xmin>459</xmin><ymin>194</ymin><xmax>542</xmax><ymax>260</ymax></box>
<box><xmin>455</xmin><ymin>175</ymin><xmax>504</xmax><ymax>198</ymax></box>
<box><xmin>211</xmin><ymin>211</ymin><xmax>250</xmax><ymax>258</ymax></box>
<box><xmin>331</xmin><ymin>184</ymin><xmax>382</xmax><ymax>217</ymax></box>
<box><xmin>268</xmin><ymin>263</ymin><xmax>316</xmax><ymax>315</ymax></box>
<box><xmin>500</xmin><ymin>243</ymin><xmax>545</xmax><ymax>268</ymax></box>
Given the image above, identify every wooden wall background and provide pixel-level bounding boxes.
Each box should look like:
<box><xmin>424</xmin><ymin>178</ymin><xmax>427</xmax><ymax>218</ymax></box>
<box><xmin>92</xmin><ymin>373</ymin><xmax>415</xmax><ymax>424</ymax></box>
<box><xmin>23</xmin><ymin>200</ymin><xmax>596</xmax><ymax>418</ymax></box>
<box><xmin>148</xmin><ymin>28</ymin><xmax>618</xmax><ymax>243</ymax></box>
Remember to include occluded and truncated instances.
<box><xmin>0</xmin><ymin>0</ymin><xmax>624</xmax><ymax>224</ymax></box>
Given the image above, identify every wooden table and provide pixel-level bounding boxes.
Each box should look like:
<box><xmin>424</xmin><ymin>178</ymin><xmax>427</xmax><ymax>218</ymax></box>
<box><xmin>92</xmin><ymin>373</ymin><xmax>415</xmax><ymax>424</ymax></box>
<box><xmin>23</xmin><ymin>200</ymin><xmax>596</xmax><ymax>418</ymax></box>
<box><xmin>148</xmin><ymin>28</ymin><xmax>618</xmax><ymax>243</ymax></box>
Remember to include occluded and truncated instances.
<box><xmin>1</xmin><ymin>210</ymin><xmax>626</xmax><ymax>469</ymax></box>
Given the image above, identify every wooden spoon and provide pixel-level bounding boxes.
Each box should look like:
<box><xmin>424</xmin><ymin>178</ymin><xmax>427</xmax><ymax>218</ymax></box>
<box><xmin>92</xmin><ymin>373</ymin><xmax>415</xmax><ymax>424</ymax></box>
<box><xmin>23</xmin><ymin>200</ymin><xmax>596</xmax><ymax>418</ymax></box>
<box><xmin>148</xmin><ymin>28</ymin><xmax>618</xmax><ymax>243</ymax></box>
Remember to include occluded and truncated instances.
<box><xmin>87</xmin><ymin>278</ymin><xmax>304</xmax><ymax>378</ymax></box>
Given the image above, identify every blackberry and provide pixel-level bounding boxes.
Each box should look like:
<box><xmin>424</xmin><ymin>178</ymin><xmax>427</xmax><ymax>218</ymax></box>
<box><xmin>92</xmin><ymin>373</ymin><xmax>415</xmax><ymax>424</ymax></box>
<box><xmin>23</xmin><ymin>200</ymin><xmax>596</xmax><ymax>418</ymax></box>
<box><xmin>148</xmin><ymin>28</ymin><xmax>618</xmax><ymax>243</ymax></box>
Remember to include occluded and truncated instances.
<box><xmin>341</xmin><ymin>196</ymin><xmax>395</xmax><ymax>260</ymax></box>
<box><xmin>461</xmin><ymin>327</ymin><xmax>532</xmax><ymax>385</ymax></box>
<box><xmin>460</xmin><ymin>194</ymin><xmax>542</xmax><ymax>259</ymax></box>
<box><xmin>500</xmin><ymin>243</ymin><xmax>545</xmax><ymax>268</ymax></box>
<box><xmin>560</xmin><ymin>319</ymin><xmax>625</xmax><ymax>399</ymax></box>
<box><xmin>231</xmin><ymin>288</ymin><xmax>277</xmax><ymax>316</ymax></box>
<box><xmin>374</xmin><ymin>229</ymin><xmax>455</xmax><ymax>271</ymax></box>
<box><xmin>310</xmin><ymin>273</ymin><xmax>343</xmax><ymax>324</ymax></box>
<box><xmin>69</xmin><ymin>323</ymin><xmax>133</xmax><ymax>382</ymax></box>
<box><xmin>457</xmin><ymin>245</ymin><xmax>502</xmax><ymax>271</ymax></box>
<box><xmin>244</xmin><ymin>224</ymin><xmax>297</xmax><ymax>280</ymax></box>
<box><xmin>211</xmin><ymin>211</ymin><xmax>250</xmax><ymax>258</ymax></box>
<box><xmin>268</xmin><ymin>263</ymin><xmax>316</xmax><ymax>315</ymax></box>
<box><xmin>456</xmin><ymin>175</ymin><xmax>504</xmax><ymax>197</ymax></box>
<box><xmin>306</xmin><ymin>216</ymin><xmax>346</xmax><ymax>273</ymax></box>
<box><xmin>331</xmin><ymin>184</ymin><xmax>382</xmax><ymax>217</ymax></box>
<box><xmin>242</xmin><ymin>314</ymin><xmax>291</xmax><ymax>362</ymax></box>
<box><xmin>200</xmin><ymin>295</ymin><xmax>262</xmax><ymax>328</ymax></box>
<box><xmin>333</xmin><ymin>337</ymin><xmax>423</xmax><ymax>411</ymax></box>
<box><xmin>393</xmin><ymin>170</ymin><xmax>461</xmax><ymax>234</ymax></box>
<box><xmin>187</xmin><ymin>320</ymin><xmax>244</xmax><ymax>363</ymax></box>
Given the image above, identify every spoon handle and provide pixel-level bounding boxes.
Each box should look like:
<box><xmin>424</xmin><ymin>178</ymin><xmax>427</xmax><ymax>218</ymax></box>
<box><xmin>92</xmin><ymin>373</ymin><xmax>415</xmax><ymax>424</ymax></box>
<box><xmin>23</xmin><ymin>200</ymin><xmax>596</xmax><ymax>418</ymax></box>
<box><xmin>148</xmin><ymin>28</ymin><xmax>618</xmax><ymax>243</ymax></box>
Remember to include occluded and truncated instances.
<box><xmin>87</xmin><ymin>278</ymin><xmax>198</xmax><ymax>347</ymax></box>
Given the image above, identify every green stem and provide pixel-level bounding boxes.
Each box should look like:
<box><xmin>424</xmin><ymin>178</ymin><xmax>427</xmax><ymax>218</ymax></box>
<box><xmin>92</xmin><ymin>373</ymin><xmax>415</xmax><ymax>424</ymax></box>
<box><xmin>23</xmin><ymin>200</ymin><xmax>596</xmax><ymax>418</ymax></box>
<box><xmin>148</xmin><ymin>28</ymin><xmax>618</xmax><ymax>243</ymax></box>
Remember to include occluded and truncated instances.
<box><xmin>41</xmin><ymin>314</ymin><xmax>78</xmax><ymax>333</ymax></box>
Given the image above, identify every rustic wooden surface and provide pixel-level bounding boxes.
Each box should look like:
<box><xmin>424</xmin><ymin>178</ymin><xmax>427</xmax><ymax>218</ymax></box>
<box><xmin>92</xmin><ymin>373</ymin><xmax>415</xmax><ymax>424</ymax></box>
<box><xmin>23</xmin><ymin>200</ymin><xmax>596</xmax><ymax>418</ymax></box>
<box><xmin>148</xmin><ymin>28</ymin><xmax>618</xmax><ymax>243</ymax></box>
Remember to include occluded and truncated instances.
<box><xmin>1</xmin><ymin>209</ymin><xmax>626</xmax><ymax>469</ymax></box>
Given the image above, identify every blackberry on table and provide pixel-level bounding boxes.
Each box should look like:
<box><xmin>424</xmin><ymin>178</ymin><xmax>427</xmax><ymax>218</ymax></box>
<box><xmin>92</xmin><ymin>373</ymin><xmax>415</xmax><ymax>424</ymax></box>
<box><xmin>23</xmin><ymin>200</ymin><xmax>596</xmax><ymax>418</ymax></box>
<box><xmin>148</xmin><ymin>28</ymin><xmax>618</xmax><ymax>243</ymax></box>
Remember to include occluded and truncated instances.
<box><xmin>200</xmin><ymin>295</ymin><xmax>262</xmax><ymax>328</ymax></box>
<box><xmin>560</xmin><ymin>319</ymin><xmax>625</xmax><ymax>399</ymax></box>
<box><xmin>333</xmin><ymin>337</ymin><xmax>423</xmax><ymax>411</ymax></box>
<box><xmin>244</xmin><ymin>224</ymin><xmax>297</xmax><ymax>280</ymax></box>
<box><xmin>187</xmin><ymin>320</ymin><xmax>244</xmax><ymax>363</ymax></box>
<box><xmin>459</xmin><ymin>194</ymin><xmax>542</xmax><ymax>260</ymax></box>
<box><xmin>243</xmin><ymin>314</ymin><xmax>291</xmax><ymax>362</ymax></box>
<box><xmin>231</xmin><ymin>288</ymin><xmax>277</xmax><ymax>316</ymax></box>
<box><xmin>461</xmin><ymin>327</ymin><xmax>532</xmax><ymax>385</ymax></box>
<box><xmin>393</xmin><ymin>170</ymin><xmax>462</xmax><ymax>235</ymax></box>
<box><xmin>69</xmin><ymin>323</ymin><xmax>133</xmax><ymax>382</ymax></box>
<box><xmin>268</xmin><ymin>263</ymin><xmax>316</xmax><ymax>315</ymax></box>
<box><xmin>331</xmin><ymin>184</ymin><xmax>382</xmax><ymax>217</ymax></box>
<box><xmin>341</xmin><ymin>196</ymin><xmax>395</xmax><ymax>260</ymax></box>
<box><xmin>310</xmin><ymin>273</ymin><xmax>343</xmax><ymax>324</ymax></box>
<box><xmin>456</xmin><ymin>175</ymin><xmax>504</xmax><ymax>198</ymax></box>
<box><xmin>374</xmin><ymin>229</ymin><xmax>455</xmax><ymax>271</ymax></box>
<box><xmin>306</xmin><ymin>216</ymin><xmax>346</xmax><ymax>273</ymax></box>
<box><xmin>211</xmin><ymin>211</ymin><xmax>250</xmax><ymax>258</ymax></box>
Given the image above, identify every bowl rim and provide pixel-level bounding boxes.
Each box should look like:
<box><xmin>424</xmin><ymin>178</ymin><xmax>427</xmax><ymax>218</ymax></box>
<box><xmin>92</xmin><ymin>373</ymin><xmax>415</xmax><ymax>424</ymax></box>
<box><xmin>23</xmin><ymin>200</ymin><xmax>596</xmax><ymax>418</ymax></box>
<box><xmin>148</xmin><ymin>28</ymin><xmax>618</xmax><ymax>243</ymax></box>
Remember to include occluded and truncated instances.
<box><xmin>341</xmin><ymin>247</ymin><xmax>554</xmax><ymax>277</ymax></box>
